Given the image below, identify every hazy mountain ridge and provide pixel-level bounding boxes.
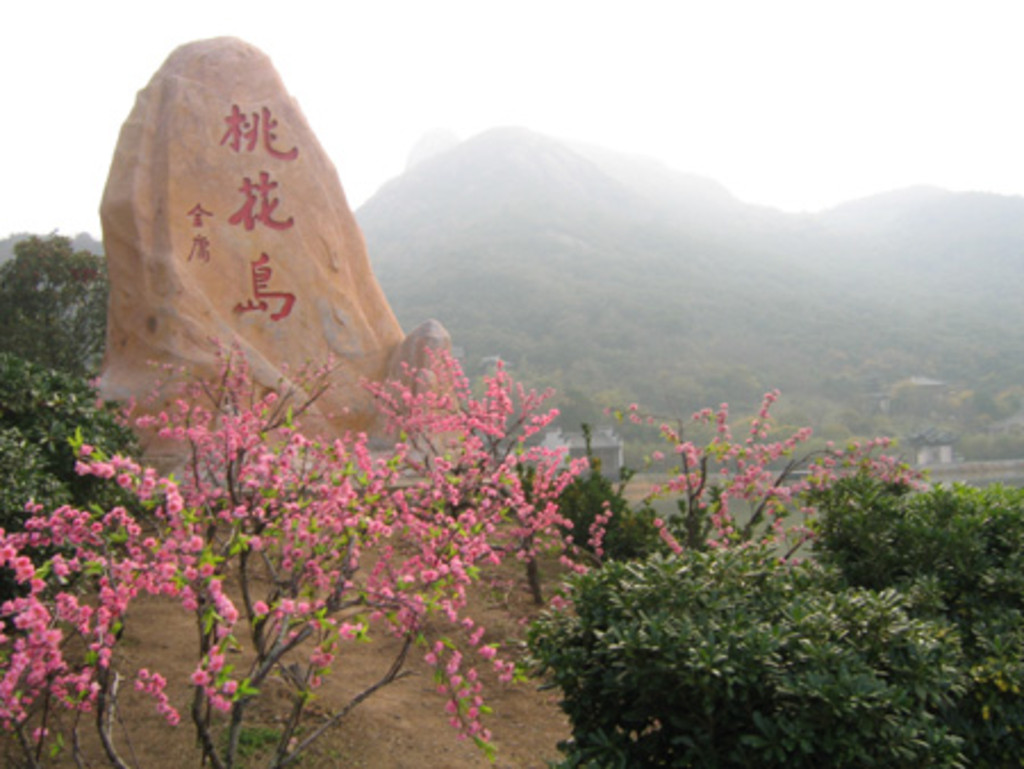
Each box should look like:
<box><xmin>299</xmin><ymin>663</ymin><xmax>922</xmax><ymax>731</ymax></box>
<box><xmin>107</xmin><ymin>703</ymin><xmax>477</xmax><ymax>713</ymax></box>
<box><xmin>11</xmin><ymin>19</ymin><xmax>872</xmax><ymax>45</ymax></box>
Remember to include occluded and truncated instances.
<box><xmin>357</xmin><ymin>127</ymin><xmax>1024</xmax><ymax>418</ymax></box>
<box><xmin>4</xmin><ymin>132</ymin><xmax>1020</xmax><ymax>428</ymax></box>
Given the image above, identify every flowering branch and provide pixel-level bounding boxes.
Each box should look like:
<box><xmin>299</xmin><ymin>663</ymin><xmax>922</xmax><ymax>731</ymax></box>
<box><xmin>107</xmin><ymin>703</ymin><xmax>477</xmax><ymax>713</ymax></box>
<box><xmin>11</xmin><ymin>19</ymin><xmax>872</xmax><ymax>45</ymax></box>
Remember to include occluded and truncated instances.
<box><xmin>615</xmin><ymin>391</ymin><xmax>922</xmax><ymax>556</ymax></box>
<box><xmin>0</xmin><ymin>345</ymin><xmax>587</xmax><ymax>767</ymax></box>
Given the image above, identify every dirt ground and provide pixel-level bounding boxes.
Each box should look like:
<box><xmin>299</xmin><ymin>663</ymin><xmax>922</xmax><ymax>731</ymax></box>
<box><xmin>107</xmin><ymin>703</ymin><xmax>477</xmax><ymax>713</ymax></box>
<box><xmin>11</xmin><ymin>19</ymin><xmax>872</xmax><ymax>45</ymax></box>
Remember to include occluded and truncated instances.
<box><xmin>2</xmin><ymin>560</ymin><xmax>573</xmax><ymax>768</ymax></box>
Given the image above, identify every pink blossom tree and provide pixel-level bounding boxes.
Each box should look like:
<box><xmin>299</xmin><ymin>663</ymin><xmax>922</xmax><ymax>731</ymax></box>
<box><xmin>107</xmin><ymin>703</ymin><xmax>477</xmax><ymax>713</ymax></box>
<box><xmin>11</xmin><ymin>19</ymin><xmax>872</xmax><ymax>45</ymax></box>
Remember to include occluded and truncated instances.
<box><xmin>0</xmin><ymin>346</ymin><xmax>584</xmax><ymax>768</ymax></box>
<box><xmin>614</xmin><ymin>392</ymin><xmax>923</xmax><ymax>557</ymax></box>
<box><xmin>366</xmin><ymin>354</ymin><xmax>588</xmax><ymax>604</ymax></box>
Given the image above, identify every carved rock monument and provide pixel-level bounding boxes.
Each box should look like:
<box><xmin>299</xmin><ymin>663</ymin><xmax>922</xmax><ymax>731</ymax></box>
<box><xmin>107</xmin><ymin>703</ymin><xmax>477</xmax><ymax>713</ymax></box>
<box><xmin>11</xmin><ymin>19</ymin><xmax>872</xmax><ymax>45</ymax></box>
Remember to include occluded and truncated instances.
<box><xmin>100</xmin><ymin>37</ymin><xmax>447</xmax><ymax>447</ymax></box>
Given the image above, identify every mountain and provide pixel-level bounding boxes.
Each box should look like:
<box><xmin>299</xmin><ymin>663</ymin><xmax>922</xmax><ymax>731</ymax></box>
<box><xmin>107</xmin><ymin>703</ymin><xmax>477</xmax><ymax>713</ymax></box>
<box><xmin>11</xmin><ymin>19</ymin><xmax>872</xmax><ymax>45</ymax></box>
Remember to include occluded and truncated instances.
<box><xmin>357</xmin><ymin>128</ymin><xmax>1024</xmax><ymax>425</ymax></box>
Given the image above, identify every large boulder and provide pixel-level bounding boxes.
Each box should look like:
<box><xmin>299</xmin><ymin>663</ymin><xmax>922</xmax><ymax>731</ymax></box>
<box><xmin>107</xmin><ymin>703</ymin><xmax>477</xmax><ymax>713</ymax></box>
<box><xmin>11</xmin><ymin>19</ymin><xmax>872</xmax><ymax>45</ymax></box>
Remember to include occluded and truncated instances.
<box><xmin>99</xmin><ymin>37</ymin><xmax>446</xmax><ymax>451</ymax></box>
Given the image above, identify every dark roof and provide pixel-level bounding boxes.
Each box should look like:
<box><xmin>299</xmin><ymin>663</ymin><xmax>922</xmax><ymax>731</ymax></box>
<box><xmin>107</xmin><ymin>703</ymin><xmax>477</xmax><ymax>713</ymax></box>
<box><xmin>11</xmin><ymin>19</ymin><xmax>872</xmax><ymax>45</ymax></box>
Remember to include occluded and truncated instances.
<box><xmin>906</xmin><ymin>427</ymin><xmax>957</xmax><ymax>446</ymax></box>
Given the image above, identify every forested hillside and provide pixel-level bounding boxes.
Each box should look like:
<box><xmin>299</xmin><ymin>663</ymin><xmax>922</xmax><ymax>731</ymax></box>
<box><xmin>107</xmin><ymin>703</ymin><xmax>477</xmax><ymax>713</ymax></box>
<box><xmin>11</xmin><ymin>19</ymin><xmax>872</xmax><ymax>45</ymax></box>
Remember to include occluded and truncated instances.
<box><xmin>357</xmin><ymin>127</ymin><xmax>1024</xmax><ymax>439</ymax></box>
<box><xmin>3</xmin><ymin>133</ymin><xmax>1021</xmax><ymax>451</ymax></box>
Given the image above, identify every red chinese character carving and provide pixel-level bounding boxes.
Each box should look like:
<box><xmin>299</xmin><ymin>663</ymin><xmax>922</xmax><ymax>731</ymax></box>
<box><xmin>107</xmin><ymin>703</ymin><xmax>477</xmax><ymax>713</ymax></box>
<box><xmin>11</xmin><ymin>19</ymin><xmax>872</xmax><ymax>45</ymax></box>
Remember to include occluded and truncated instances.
<box><xmin>234</xmin><ymin>253</ymin><xmax>295</xmax><ymax>321</ymax></box>
<box><xmin>259</xmin><ymin>107</ymin><xmax>299</xmax><ymax>161</ymax></box>
<box><xmin>227</xmin><ymin>171</ymin><xmax>294</xmax><ymax>231</ymax></box>
<box><xmin>220</xmin><ymin>104</ymin><xmax>258</xmax><ymax>153</ymax></box>
<box><xmin>219</xmin><ymin>105</ymin><xmax>298</xmax><ymax>160</ymax></box>
<box><xmin>188</xmin><ymin>235</ymin><xmax>212</xmax><ymax>263</ymax></box>
<box><xmin>187</xmin><ymin>203</ymin><xmax>214</xmax><ymax>227</ymax></box>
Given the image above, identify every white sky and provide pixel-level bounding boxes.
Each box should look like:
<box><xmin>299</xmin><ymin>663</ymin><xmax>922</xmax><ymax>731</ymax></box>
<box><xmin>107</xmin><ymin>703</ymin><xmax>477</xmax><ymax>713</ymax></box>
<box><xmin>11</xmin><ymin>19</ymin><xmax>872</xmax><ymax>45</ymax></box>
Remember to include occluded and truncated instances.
<box><xmin>4</xmin><ymin>0</ymin><xmax>1024</xmax><ymax>238</ymax></box>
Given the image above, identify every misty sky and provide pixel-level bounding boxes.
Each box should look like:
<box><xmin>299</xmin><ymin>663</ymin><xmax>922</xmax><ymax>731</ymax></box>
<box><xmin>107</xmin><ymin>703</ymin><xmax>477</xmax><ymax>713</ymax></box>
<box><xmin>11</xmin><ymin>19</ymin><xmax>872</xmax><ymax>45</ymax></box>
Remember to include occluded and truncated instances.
<box><xmin>4</xmin><ymin>0</ymin><xmax>1024</xmax><ymax>237</ymax></box>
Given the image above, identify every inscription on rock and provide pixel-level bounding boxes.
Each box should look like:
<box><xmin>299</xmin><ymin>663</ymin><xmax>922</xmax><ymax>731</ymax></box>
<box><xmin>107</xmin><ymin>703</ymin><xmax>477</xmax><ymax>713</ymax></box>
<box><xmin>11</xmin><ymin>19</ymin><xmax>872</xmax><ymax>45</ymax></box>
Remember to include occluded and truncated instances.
<box><xmin>99</xmin><ymin>37</ymin><xmax>448</xmax><ymax>453</ymax></box>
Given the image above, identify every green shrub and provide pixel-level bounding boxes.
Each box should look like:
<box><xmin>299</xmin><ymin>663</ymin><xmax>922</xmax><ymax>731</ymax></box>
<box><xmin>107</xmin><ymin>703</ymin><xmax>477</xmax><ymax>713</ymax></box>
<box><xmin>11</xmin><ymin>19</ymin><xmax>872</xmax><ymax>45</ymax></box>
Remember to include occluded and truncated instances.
<box><xmin>557</xmin><ymin>466</ymin><xmax>659</xmax><ymax>563</ymax></box>
<box><xmin>814</xmin><ymin>478</ymin><xmax>1024</xmax><ymax>766</ymax></box>
<box><xmin>814</xmin><ymin>477</ymin><xmax>1024</xmax><ymax>608</ymax></box>
<box><xmin>528</xmin><ymin>548</ymin><xmax>964</xmax><ymax>768</ymax></box>
<box><xmin>556</xmin><ymin>425</ymin><xmax>659</xmax><ymax>563</ymax></box>
<box><xmin>0</xmin><ymin>426</ymin><xmax>70</xmax><ymax>518</ymax></box>
<box><xmin>0</xmin><ymin>354</ymin><xmax>136</xmax><ymax>524</ymax></box>
<box><xmin>0</xmin><ymin>353</ymin><xmax>137</xmax><ymax>601</ymax></box>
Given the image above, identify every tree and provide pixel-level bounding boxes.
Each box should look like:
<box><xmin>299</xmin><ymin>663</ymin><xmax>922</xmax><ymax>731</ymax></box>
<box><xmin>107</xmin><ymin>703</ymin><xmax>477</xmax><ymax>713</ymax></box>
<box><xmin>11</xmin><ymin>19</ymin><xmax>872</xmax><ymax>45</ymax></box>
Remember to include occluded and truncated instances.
<box><xmin>0</xmin><ymin>234</ymin><xmax>108</xmax><ymax>376</ymax></box>
<box><xmin>613</xmin><ymin>393</ymin><xmax>919</xmax><ymax>557</ymax></box>
<box><xmin>0</xmin><ymin>347</ymin><xmax>584</xmax><ymax>768</ymax></box>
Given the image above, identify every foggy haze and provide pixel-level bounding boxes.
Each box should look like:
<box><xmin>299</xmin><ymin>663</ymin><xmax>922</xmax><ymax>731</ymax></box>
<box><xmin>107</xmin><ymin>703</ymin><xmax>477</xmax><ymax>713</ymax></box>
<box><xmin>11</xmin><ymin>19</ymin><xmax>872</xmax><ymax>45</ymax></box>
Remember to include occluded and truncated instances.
<box><xmin>4</xmin><ymin>0</ymin><xmax>1024</xmax><ymax>237</ymax></box>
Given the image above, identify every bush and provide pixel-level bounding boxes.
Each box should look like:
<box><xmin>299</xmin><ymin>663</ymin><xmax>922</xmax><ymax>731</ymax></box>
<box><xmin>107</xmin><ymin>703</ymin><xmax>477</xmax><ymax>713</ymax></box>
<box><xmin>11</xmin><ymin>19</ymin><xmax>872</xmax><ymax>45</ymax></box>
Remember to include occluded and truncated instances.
<box><xmin>816</xmin><ymin>479</ymin><xmax>1024</xmax><ymax>617</ymax></box>
<box><xmin>556</xmin><ymin>426</ymin><xmax>659</xmax><ymax>562</ymax></box>
<box><xmin>0</xmin><ymin>353</ymin><xmax>136</xmax><ymax>603</ymax></box>
<box><xmin>814</xmin><ymin>478</ymin><xmax>1024</xmax><ymax>765</ymax></box>
<box><xmin>0</xmin><ymin>427</ymin><xmax>69</xmax><ymax>519</ymax></box>
<box><xmin>0</xmin><ymin>353</ymin><xmax>136</xmax><ymax>532</ymax></box>
<box><xmin>528</xmin><ymin>548</ymin><xmax>965</xmax><ymax>768</ymax></box>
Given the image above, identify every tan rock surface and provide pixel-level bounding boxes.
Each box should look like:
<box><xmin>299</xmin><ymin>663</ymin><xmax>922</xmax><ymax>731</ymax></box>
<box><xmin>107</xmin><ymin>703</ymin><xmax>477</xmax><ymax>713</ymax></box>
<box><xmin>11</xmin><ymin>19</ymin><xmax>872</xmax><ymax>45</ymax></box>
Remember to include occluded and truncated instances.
<box><xmin>100</xmin><ymin>37</ymin><xmax>442</xmax><ymax>449</ymax></box>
